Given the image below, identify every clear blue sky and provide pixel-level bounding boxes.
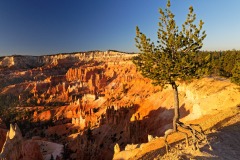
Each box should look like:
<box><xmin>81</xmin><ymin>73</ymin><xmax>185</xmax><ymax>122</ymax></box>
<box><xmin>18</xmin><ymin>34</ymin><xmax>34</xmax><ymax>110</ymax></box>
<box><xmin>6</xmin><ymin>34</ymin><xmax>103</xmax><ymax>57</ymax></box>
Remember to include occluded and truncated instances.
<box><xmin>0</xmin><ymin>0</ymin><xmax>240</xmax><ymax>56</ymax></box>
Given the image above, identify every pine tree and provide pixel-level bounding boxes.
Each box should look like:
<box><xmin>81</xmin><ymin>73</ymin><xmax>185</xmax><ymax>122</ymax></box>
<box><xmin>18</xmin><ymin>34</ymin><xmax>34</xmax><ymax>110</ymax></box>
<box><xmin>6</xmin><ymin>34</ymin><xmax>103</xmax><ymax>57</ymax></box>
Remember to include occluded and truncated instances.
<box><xmin>133</xmin><ymin>0</ymin><xmax>211</xmax><ymax>152</ymax></box>
<box><xmin>231</xmin><ymin>61</ymin><xmax>240</xmax><ymax>85</ymax></box>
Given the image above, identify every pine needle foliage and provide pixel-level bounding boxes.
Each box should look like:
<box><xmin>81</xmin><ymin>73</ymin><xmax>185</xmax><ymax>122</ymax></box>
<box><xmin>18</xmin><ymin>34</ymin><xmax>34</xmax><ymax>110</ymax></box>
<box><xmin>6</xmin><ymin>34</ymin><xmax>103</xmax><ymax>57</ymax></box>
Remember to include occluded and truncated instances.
<box><xmin>231</xmin><ymin>61</ymin><xmax>240</xmax><ymax>85</ymax></box>
<box><xmin>133</xmin><ymin>0</ymin><xmax>208</xmax><ymax>88</ymax></box>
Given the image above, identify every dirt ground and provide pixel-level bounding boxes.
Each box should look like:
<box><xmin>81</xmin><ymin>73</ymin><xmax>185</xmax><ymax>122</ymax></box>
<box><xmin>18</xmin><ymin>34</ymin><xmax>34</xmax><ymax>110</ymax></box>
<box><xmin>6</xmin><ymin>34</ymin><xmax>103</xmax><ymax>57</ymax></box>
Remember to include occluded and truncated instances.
<box><xmin>137</xmin><ymin>107</ymin><xmax>240</xmax><ymax>160</ymax></box>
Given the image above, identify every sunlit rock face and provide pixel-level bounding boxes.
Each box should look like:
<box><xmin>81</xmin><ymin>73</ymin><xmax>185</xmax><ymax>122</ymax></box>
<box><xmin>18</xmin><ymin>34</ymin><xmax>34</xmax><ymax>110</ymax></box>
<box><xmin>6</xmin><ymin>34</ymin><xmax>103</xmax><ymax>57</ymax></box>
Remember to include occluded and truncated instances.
<box><xmin>0</xmin><ymin>50</ymin><xmax>135</xmax><ymax>69</ymax></box>
<box><xmin>0</xmin><ymin>56</ymin><xmax>15</xmax><ymax>67</ymax></box>
<box><xmin>0</xmin><ymin>124</ymin><xmax>43</xmax><ymax>160</ymax></box>
<box><xmin>0</xmin><ymin>124</ymin><xmax>23</xmax><ymax>160</ymax></box>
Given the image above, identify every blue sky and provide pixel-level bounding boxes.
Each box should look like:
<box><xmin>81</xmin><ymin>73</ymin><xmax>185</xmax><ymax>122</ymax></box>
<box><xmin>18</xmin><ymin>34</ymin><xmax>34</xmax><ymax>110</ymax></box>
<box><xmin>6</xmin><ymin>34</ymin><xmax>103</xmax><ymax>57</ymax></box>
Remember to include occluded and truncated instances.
<box><xmin>0</xmin><ymin>0</ymin><xmax>240</xmax><ymax>56</ymax></box>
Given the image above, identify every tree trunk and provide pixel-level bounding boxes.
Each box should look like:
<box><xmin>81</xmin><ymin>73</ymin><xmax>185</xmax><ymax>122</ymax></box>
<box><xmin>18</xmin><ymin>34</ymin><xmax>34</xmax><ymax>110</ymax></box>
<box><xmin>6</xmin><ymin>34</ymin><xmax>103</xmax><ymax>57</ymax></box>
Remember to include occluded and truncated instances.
<box><xmin>172</xmin><ymin>82</ymin><xmax>180</xmax><ymax>131</ymax></box>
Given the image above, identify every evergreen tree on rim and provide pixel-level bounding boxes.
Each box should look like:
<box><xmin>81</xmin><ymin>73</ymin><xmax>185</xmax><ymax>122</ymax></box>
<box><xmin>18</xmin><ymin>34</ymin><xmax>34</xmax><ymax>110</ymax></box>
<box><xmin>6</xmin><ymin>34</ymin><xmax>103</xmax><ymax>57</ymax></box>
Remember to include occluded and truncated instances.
<box><xmin>133</xmin><ymin>0</ymin><xmax>211</xmax><ymax>152</ymax></box>
<box><xmin>231</xmin><ymin>61</ymin><xmax>240</xmax><ymax>85</ymax></box>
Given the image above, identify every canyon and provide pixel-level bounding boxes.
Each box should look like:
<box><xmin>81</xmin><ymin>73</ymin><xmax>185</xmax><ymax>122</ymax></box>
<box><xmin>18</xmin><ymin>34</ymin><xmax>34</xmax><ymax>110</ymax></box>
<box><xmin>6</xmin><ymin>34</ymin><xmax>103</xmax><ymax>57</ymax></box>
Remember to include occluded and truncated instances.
<box><xmin>0</xmin><ymin>51</ymin><xmax>239</xmax><ymax>160</ymax></box>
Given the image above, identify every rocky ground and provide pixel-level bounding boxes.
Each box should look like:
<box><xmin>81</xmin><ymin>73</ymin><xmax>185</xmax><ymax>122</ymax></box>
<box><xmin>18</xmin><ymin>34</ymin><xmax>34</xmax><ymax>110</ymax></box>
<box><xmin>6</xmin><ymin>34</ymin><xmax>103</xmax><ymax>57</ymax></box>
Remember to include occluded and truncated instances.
<box><xmin>130</xmin><ymin>107</ymin><xmax>240</xmax><ymax>160</ymax></box>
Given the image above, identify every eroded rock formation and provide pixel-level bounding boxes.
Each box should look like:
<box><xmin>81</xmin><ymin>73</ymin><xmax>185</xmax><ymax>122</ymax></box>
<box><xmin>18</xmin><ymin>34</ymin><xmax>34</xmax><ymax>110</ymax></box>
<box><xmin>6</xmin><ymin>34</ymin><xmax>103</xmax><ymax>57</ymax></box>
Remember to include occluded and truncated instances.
<box><xmin>0</xmin><ymin>51</ymin><xmax>239</xmax><ymax>160</ymax></box>
<box><xmin>0</xmin><ymin>124</ymin><xmax>23</xmax><ymax>160</ymax></box>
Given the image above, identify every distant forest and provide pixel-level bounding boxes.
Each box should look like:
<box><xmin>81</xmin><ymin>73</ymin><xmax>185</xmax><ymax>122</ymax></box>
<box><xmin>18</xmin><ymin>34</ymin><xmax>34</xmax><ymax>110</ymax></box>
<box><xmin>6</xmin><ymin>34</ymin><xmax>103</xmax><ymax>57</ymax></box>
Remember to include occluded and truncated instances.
<box><xmin>201</xmin><ymin>50</ymin><xmax>240</xmax><ymax>85</ymax></box>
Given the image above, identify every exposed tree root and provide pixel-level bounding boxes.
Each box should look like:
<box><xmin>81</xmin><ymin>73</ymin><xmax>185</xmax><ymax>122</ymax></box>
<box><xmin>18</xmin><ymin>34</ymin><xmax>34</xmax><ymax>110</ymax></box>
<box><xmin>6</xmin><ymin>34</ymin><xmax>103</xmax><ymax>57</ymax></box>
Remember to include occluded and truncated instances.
<box><xmin>164</xmin><ymin>121</ymin><xmax>212</xmax><ymax>154</ymax></box>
